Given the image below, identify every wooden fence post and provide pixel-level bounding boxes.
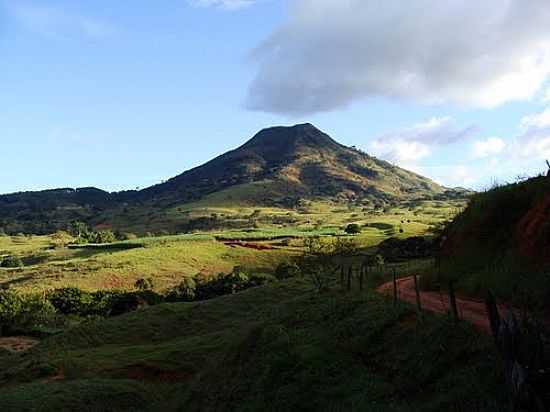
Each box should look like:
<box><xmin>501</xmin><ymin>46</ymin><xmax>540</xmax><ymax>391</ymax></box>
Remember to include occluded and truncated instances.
<box><xmin>359</xmin><ymin>265</ymin><xmax>364</xmax><ymax>291</ymax></box>
<box><xmin>340</xmin><ymin>266</ymin><xmax>345</xmax><ymax>289</ymax></box>
<box><xmin>485</xmin><ymin>290</ymin><xmax>500</xmax><ymax>342</ymax></box>
<box><xmin>393</xmin><ymin>268</ymin><xmax>398</xmax><ymax>307</ymax></box>
<box><xmin>413</xmin><ymin>274</ymin><xmax>422</xmax><ymax>312</ymax></box>
<box><xmin>347</xmin><ymin>266</ymin><xmax>352</xmax><ymax>291</ymax></box>
<box><xmin>448</xmin><ymin>280</ymin><xmax>459</xmax><ymax>323</ymax></box>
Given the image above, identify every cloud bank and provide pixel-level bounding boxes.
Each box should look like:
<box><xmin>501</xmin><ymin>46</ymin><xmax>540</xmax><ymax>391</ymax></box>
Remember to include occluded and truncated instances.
<box><xmin>247</xmin><ymin>0</ymin><xmax>550</xmax><ymax>115</ymax></box>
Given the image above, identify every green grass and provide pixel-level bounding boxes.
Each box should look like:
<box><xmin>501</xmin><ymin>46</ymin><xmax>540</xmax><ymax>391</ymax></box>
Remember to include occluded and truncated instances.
<box><xmin>432</xmin><ymin>175</ymin><xmax>550</xmax><ymax>310</ymax></box>
<box><xmin>0</xmin><ymin>238</ymin><xmax>289</xmax><ymax>292</ymax></box>
<box><xmin>0</xmin><ymin>279</ymin><xmax>504</xmax><ymax>411</ymax></box>
<box><xmin>0</xmin><ymin>201</ymin><xmax>460</xmax><ymax>294</ymax></box>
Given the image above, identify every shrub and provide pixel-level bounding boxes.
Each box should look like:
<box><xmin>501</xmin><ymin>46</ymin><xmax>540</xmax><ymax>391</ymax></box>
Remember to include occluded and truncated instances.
<box><xmin>344</xmin><ymin>224</ymin><xmax>362</xmax><ymax>234</ymax></box>
<box><xmin>274</xmin><ymin>262</ymin><xmax>301</xmax><ymax>280</ymax></box>
<box><xmin>1</xmin><ymin>255</ymin><xmax>23</xmax><ymax>268</ymax></box>
<box><xmin>47</xmin><ymin>288</ymin><xmax>92</xmax><ymax>315</ymax></box>
<box><xmin>196</xmin><ymin>269</ymin><xmax>251</xmax><ymax>300</ymax></box>
<box><xmin>333</xmin><ymin>237</ymin><xmax>358</xmax><ymax>256</ymax></box>
<box><xmin>0</xmin><ymin>290</ymin><xmax>22</xmax><ymax>334</ymax></box>
<box><xmin>166</xmin><ymin>277</ymin><xmax>197</xmax><ymax>302</ymax></box>
<box><xmin>108</xmin><ymin>293</ymin><xmax>143</xmax><ymax>317</ymax></box>
<box><xmin>299</xmin><ymin>238</ymin><xmax>338</xmax><ymax>292</ymax></box>
<box><xmin>0</xmin><ymin>291</ymin><xmax>57</xmax><ymax>335</ymax></box>
<box><xmin>93</xmin><ymin>230</ymin><xmax>116</xmax><ymax>244</ymax></box>
<box><xmin>16</xmin><ymin>294</ymin><xmax>57</xmax><ymax>332</ymax></box>
<box><xmin>134</xmin><ymin>278</ymin><xmax>155</xmax><ymax>291</ymax></box>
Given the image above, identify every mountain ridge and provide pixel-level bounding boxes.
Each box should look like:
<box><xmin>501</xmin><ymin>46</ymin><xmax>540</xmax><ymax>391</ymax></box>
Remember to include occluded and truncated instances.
<box><xmin>0</xmin><ymin>123</ymin><xmax>467</xmax><ymax>234</ymax></box>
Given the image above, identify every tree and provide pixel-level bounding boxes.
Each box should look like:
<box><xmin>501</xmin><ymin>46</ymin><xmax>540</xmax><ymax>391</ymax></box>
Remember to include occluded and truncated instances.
<box><xmin>299</xmin><ymin>237</ymin><xmax>337</xmax><ymax>292</ymax></box>
<box><xmin>93</xmin><ymin>230</ymin><xmax>116</xmax><ymax>244</ymax></box>
<box><xmin>274</xmin><ymin>262</ymin><xmax>301</xmax><ymax>280</ymax></box>
<box><xmin>134</xmin><ymin>278</ymin><xmax>154</xmax><ymax>291</ymax></box>
<box><xmin>1</xmin><ymin>255</ymin><xmax>23</xmax><ymax>268</ymax></box>
<box><xmin>68</xmin><ymin>221</ymin><xmax>90</xmax><ymax>242</ymax></box>
<box><xmin>344</xmin><ymin>224</ymin><xmax>361</xmax><ymax>234</ymax></box>
<box><xmin>333</xmin><ymin>237</ymin><xmax>358</xmax><ymax>257</ymax></box>
<box><xmin>364</xmin><ymin>254</ymin><xmax>384</xmax><ymax>269</ymax></box>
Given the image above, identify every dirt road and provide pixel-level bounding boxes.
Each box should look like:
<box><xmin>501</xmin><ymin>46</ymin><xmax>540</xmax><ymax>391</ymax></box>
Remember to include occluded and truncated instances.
<box><xmin>0</xmin><ymin>336</ymin><xmax>39</xmax><ymax>353</ymax></box>
<box><xmin>377</xmin><ymin>276</ymin><xmax>508</xmax><ymax>334</ymax></box>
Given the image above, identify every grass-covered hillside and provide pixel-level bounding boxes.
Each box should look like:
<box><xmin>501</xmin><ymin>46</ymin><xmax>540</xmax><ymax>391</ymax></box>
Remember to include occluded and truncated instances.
<box><xmin>427</xmin><ymin>175</ymin><xmax>550</xmax><ymax>310</ymax></box>
<box><xmin>0</xmin><ymin>279</ymin><xmax>504</xmax><ymax>412</ymax></box>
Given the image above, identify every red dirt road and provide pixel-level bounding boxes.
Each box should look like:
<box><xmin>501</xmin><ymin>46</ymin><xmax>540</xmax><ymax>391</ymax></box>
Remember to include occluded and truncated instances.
<box><xmin>0</xmin><ymin>336</ymin><xmax>39</xmax><ymax>353</ymax></box>
<box><xmin>377</xmin><ymin>276</ymin><xmax>508</xmax><ymax>335</ymax></box>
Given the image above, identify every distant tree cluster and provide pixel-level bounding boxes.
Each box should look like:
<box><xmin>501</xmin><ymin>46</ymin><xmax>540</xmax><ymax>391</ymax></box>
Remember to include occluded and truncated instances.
<box><xmin>68</xmin><ymin>221</ymin><xmax>117</xmax><ymax>244</ymax></box>
<box><xmin>0</xmin><ymin>255</ymin><xmax>23</xmax><ymax>268</ymax></box>
<box><xmin>344</xmin><ymin>223</ymin><xmax>362</xmax><ymax>234</ymax></box>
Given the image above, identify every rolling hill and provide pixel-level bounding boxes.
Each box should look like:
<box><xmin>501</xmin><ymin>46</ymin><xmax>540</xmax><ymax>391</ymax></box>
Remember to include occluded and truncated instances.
<box><xmin>0</xmin><ymin>123</ymin><xmax>466</xmax><ymax>234</ymax></box>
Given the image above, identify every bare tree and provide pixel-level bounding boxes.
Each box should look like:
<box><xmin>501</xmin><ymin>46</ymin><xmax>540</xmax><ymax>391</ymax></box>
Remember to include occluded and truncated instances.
<box><xmin>546</xmin><ymin>160</ymin><xmax>550</xmax><ymax>176</ymax></box>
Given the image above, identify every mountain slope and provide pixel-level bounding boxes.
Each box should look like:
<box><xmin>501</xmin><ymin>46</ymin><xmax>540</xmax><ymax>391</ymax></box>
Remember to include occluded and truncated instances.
<box><xmin>0</xmin><ymin>124</ymin><xmax>463</xmax><ymax>234</ymax></box>
<box><xmin>139</xmin><ymin>123</ymin><xmax>449</xmax><ymax>206</ymax></box>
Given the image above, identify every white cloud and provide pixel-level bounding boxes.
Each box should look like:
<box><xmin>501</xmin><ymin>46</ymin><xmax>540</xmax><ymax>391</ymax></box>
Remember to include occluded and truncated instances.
<box><xmin>472</xmin><ymin>137</ymin><xmax>506</xmax><ymax>159</ymax></box>
<box><xmin>370</xmin><ymin>117</ymin><xmax>476</xmax><ymax>166</ymax></box>
<box><xmin>515</xmin><ymin>107</ymin><xmax>550</xmax><ymax>161</ymax></box>
<box><xmin>440</xmin><ymin>165</ymin><xmax>478</xmax><ymax>188</ymax></box>
<box><xmin>520</xmin><ymin>108</ymin><xmax>550</xmax><ymax>130</ymax></box>
<box><xmin>247</xmin><ymin>0</ymin><xmax>550</xmax><ymax>115</ymax></box>
<box><xmin>188</xmin><ymin>0</ymin><xmax>257</xmax><ymax>10</ymax></box>
<box><xmin>542</xmin><ymin>87</ymin><xmax>550</xmax><ymax>103</ymax></box>
<box><xmin>6</xmin><ymin>1</ymin><xmax>114</xmax><ymax>40</ymax></box>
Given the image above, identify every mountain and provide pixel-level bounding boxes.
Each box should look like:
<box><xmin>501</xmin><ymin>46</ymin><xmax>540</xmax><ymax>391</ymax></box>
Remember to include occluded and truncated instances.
<box><xmin>137</xmin><ymin>123</ymin><xmax>453</xmax><ymax>205</ymax></box>
<box><xmin>0</xmin><ymin>123</ymin><xmax>463</xmax><ymax>234</ymax></box>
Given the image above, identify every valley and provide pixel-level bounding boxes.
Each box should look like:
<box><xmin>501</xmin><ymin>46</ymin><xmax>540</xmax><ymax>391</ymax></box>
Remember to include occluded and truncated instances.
<box><xmin>0</xmin><ymin>125</ymin><xmax>548</xmax><ymax>411</ymax></box>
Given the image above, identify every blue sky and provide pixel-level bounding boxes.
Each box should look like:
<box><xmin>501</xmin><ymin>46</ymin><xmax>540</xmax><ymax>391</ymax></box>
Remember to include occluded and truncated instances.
<box><xmin>2</xmin><ymin>0</ymin><xmax>550</xmax><ymax>194</ymax></box>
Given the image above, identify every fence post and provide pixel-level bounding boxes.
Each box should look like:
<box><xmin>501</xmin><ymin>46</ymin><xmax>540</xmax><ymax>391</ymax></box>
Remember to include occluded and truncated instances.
<box><xmin>448</xmin><ymin>280</ymin><xmax>459</xmax><ymax>323</ymax></box>
<box><xmin>413</xmin><ymin>274</ymin><xmax>422</xmax><ymax>312</ymax></box>
<box><xmin>340</xmin><ymin>266</ymin><xmax>345</xmax><ymax>289</ymax></box>
<box><xmin>347</xmin><ymin>266</ymin><xmax>352</xmax><ymax>291</ymax></box>
<box><xmin>485</xmin><ymin>290</ymin><xmax>500</xmax><ymax>342</ymax></box>
<box><xmin>393</xmin><ymin>268</ymin><xmax>398</xmax><ymax>307</ymax></box>
<box><xmin>359</xmin><ymin>265</ymin><xmax>364</xmax><ymax>291</ymax></box>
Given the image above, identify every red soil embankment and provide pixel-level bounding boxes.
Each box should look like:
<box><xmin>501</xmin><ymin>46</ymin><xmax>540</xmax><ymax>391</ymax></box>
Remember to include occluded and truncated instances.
<box><xmin>517</xmin><ymin>193</ymin><xmax>550</xmax><ymax>261</ymax></box>
<box><xmin>224</xmin><ymin>242</ymin><xmax>276</xmax><ymax>251</ymax></box>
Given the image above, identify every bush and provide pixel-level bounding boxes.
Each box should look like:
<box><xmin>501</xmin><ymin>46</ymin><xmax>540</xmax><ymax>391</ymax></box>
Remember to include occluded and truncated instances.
<box><xmin>16</xmin><ymin>294</ymin><xmax>57</xmax><ymax>332</ymax></box>
<box><xmin>93</xmin><ymin>230</ymin><xmax>116</xmax><ymax>244</ymax></box>
<box><xmin>0</xmin><ymin>291</ymin><xmax>57</xmax><ymax>335</ymax></box>
<box><xmin>196</xmin><ymin>269</ymin><xmax>251</xmax><ymax>300</ymax></box>
<box><xmin>134</xmin><ymin>278</ymin><xmax>154</xmax><ymax>291</ymax></box>
<box><xmin>344</xmin><ymin>224</ymin><xmax>362</xmax><ymax>234</ymax></box>
<box><xmin>47</xmin><ymin>288</ymin><xmax>92</xmax><ymax>315</ymax></box>
<box><xmin>0</xmin><ymin>290</ymin><xmax>22</xmax><ymax>333</ymax></box>
<box><xmin>166</xmin><ymin>277</ymin><xmax>197</xmax><ymax>302</ymax></box>
<box><xmin>274</xmin><ymin>262</ymin><xmax>301</xmax><ymax>280</ymax></box>
<box><xmin>1</xmin><ymin>255</ymin><xmax>23</xmax><ymax>268</ymax></box>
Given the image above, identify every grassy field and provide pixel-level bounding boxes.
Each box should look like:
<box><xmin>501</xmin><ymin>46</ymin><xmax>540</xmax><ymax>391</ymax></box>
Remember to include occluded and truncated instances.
<box><xmin>0</xmin><ymin>278</ymin><xmax>504</xmax><ymax>411</ymax></box>
<box><xmin>0</xmin><ymin>200</ymin><xmax>462</xmax><ymax>293</ymax></box>
<box><xmin>0</xmin><ymin>198</ymin><xmax>514</xmax><ymax>411</ymax></box>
